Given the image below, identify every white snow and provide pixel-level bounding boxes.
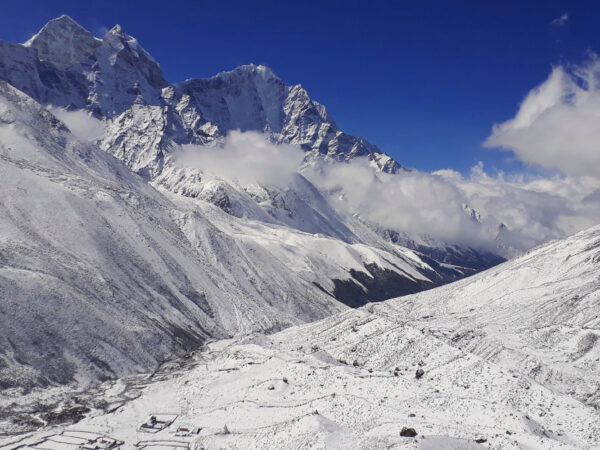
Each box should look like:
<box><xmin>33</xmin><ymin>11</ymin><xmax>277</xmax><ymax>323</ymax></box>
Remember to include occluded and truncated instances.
<box><xmin>4</xmin><ymin>224</ymin><xmax>600</xmax><ymax>449</ymax></box>
<box><xmin>3</xmin><ymin>16</ymin><xmax>598</xmax><ymax>450</ymax></box>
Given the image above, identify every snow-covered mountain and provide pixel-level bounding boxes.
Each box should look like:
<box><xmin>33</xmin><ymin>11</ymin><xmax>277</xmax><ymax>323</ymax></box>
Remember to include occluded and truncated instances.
<box><xmin>0</xmin><ymin>79</ymin><xmax>446</xmax><ymax>391</ymax></box>
<box><xmin>0</xmin><ymin>15</ymin><xmax>597</xmax><ymax>448</ymax></box>
<box><xmin>0</xmin><ymin>15</ymin><xmax>400</xmax><ymax>174</ymax></box>
<box><xmin>0</xmin><ymin>16</ymin><xmax>505</xmax><ymax>267</ymax></box>
<box><xmin>0</xmin><ymin>75</ymin><xmax>498</xmax><ymax>395</ymax></box>
<box><xmin>0</xmin><ymin>16</ymin><xmax>507</xmax><ymax>396</ymax></box>
<box><xmin>3</xmin><ymin>222</ymin><xmax>599</xmax><ymax>448</ymax></box>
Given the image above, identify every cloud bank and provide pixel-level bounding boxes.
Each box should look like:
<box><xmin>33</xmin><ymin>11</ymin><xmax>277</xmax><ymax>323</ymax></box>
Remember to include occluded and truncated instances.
<box><xmin>307</xmin><ymin>159</ymin><xmax>600</xmax><ymax>254</ymax></box>
<box><xmin>485</xmin><ymin>59</ymin><xmax>600</xmax><ymax>178</ymax></box>
<box><xmin>174</xmin><ymin>130</ymin><xmax>600</xmax><ymax>256</ymax></box>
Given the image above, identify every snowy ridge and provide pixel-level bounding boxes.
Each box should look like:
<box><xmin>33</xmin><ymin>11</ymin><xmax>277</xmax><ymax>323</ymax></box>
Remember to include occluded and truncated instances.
<box><xmin>0</xmin><ymin>17</ymin><xmax>400</xmax><ymax>172</ymax></box>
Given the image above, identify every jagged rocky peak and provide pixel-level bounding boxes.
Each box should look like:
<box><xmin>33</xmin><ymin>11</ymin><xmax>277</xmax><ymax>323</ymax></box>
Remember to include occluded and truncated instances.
<box><xmin>217</xmin><ymin>63</ymin><xmax>279</xmax><ymax>81</ymax></box>
<box><xmin>99</xmin><ymin>22</ymin><xmax>168</xmax><ymax>91</ymax></box>
<box><xmin>1</xmin><ymin>16</ymin><xmax>403</xmax><ymax>171</ymax></box>
<box><xmin>24</xmin><ymin>14</ymin><xmax>100</xmax><ymax>70</ymax></box>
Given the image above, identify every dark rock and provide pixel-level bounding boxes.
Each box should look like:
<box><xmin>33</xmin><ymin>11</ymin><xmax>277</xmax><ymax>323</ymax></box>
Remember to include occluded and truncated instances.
<box><xmin>415</xmin><ymin>368</ymin><xmax>425</xmax><ymax>379</ymax></box>
<box><xmin>400</xmin><ymin>427</ymin><xmax>418</xmax><ymax>437</ymax></box>
<box><xmin>332</xmin><ymin>264</ymin><xmax>436</xmax><ymax>308</ymax></box>
<box><xmin>41</xmin><ymin>405</ymin><xmax>90</xmax><ymax>425</ymax></box>
<box><xmin>475</xmin><ymin>438</ymin><xmax>487</xmax><ymax>443</ymax></box>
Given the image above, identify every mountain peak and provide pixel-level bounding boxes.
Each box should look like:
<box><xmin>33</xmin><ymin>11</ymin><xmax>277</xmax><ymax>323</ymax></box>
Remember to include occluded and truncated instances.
<box><xmin>25</xmin><ymin>15</ymin><xmax>93</xmax><ymax>44</ymax></box>
<box><xmin>107</xmin><ymin>24</ymin><xmax>125</xmax><ymax>37</ymax></box>
<box><xmin>41</xmin><ymin>14</ymin><xmax>81</xmax><ymax>30</ymax></box>
<box><xmin>24</xmin><ymin>15</ymin><xmax>100</xmax><ymax>69</ymax></box>
<box><xmin>102</xmin><ymin>23</ymin><xmax>160</xmax><ymax>68</ymax></box>
<box><xmin>213</xmin><ymin>63</ymin><xmax>281</xmax><ymax>84</ymax></box>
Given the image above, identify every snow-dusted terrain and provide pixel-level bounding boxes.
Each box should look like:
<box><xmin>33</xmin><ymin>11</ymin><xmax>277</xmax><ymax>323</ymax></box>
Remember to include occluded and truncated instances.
<box><xmin>0</xmin><ymin>15</ymin><xmax>511</xmax><ymax>395</ymax></box>
<box><xmin>0</xmin><ymin>13</ymin><xmax>598</xmax><ymax>450</ymax></box>
<box><xmin>9</xmin><ymin>14</ymin><xmax>599</xmax><ymax>450</ymax></box>
<box><xmin>0</xmin><ymin>78</ymin><xmax>453</xmax><ymax>391</ymax></box>
<box><xmin>3</xmin><ymin>224</ymin><xmax>599</xmax><ymax>449</ymax></box>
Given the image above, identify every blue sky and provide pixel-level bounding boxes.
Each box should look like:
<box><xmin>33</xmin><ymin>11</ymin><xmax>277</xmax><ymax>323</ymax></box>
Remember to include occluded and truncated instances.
<box><xmin>1</xmin><ymin>0</ymin><xmax>597</xmax><ymax>174</ymax></box>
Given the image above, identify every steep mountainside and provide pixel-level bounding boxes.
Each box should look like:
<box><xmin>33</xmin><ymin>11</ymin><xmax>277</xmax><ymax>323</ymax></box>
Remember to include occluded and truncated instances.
<box><xmin>3</xmin><ymin>225</ymin><xmax>599</xmax><ymax>448</ymax></box>
<box><xmin>0</xmin><ymin>80</ymin><xmax>452</xmax><ymax>393</ymax></box>
<box><xmin>0</xmin><ymin>16</ymin><xmax>506</xmax><ymax>394</ymax></box>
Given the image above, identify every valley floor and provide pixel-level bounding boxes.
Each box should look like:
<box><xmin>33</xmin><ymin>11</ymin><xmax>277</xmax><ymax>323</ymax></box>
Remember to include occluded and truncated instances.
<box><xmin>2</xmin><ymin>307</ymin><xmax>599</xmax><ymax>449</ymax></box>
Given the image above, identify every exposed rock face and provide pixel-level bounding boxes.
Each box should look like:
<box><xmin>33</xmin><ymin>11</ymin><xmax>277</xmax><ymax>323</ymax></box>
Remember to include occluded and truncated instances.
<box><xmin>24</xmin><ymin>15</ymin><xmax>101</xmax><ymax>70</ymax></box>
<box><xmin>0</xmin><ymin>17</ymin><xmax>400</xmax><ymax>174</ymax></box>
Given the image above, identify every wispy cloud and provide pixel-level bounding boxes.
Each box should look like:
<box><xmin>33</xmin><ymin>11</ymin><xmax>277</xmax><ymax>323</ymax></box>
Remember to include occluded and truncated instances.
<box><xmin>174</xmin><ymin>130</ymin><xmax>305</xmax><ymax>188</ymax></box>
<box><xmin>551</xmin><ymin>13</ymin><xmax>569</xmax><ymax>27</ymax></box>
<box><xmin>49</xmin><ymin>107</ymin><xmax>106</xmax><ymax>142</ymax></box>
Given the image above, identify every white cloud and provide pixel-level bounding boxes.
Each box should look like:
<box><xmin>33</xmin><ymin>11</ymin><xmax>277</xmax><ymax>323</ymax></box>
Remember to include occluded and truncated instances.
<box><xmin>307</xmin><ymin>159</ymin><xmax>600</xmax><ymax>255</ymax></box>
<box><xmin>49</xmin><ymin>107</ymin><xmax>106</xmax><ymax>141</ymax></box>
<box><xmin>551</xmin><ymin>13</ymin><xmax>569</xmax><ymax>27</ymax></box>
<box><xmin>173</xmin><ymin>131</ymin><xmax>600</xmax><ymax>257</ymax></box>
<box><xmin>437</xmin><ymin>164</ymin><xmax>600</xmax><ymax>252</ymax></box>
<box><xmin>174</xmin><ymin>130</ymin><xmax>305</xmax><ymax>188</ymax></box>
<box><xmin>484</xmin><ymin>58</ymin><xmax>600</xmax><ymax>178</ymax></box>
<box><xmin>305</xmin><ymin>158</ymin><xmax>488</xmax><ymax>246</ymax></box>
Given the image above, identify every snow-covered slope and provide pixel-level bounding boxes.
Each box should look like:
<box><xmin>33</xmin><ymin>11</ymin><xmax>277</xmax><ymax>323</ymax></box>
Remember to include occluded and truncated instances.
<box><xmin>373</xmin><ymin>225</ymin><xmax>600</xmax><ymax>410</ymax></box>
<box><xmin>3</xmin><ymin>225</ymin><xmax>599</xmax><ymax>449</ymax></box>
<box><xmin>0</xmin><ymin>16</ymin><xmax>506</xmax><ymax>395</ymax></box>
<box><xmin>0</xmin><ymin>80</ymin><xmax>461</xmax><ymax>393</ymax></box>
